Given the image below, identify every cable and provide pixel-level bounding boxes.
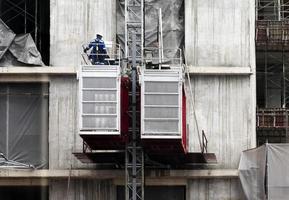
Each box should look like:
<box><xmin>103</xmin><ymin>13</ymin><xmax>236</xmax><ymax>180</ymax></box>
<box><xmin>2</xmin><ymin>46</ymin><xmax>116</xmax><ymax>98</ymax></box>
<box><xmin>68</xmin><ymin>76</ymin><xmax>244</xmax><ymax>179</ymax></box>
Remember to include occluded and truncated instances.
<box><xmin>182</xmin><ymin>48</ymin><xmax>203</xmax><ymax>151</ymax></box>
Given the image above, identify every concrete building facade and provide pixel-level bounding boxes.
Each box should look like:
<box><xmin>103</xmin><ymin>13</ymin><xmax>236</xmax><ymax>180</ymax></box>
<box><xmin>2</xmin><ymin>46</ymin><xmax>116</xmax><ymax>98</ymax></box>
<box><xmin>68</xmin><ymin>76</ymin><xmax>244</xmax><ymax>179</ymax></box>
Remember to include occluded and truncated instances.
<box><xmin>0</xmin><ymin>0</ymin><xmax>256</xmax><ymax>199</ymax></box>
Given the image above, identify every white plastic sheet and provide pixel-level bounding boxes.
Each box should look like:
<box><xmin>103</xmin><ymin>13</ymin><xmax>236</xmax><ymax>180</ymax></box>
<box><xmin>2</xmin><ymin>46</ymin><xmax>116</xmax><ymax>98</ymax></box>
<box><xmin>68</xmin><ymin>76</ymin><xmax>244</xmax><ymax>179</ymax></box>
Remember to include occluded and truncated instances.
<box><xmin>267</xmin><ymin>144</ymin><xmax>289</xmax><ymax>199</ymax></box>
<box><xmin>239</xmin><ymin>145</ymin><xmax>266</xmax><ymax>200</ymax></box>
<box><xmin>239</xmin><ymin>144</ymin><xmax>289</xmax><ymax>200</ymax></box>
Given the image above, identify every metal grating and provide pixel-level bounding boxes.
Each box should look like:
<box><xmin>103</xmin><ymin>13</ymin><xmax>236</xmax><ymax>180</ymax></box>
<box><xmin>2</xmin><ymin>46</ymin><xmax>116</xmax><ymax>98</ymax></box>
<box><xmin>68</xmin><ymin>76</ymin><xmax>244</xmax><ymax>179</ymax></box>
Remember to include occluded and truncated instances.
<box><xmin>79</xmin><ymin>66</ymin><xmax>121</xmax><ymax>134</ymax></box>
<box><xmin>141</xmin><ymin>69</ymin><xmax>182</xmax><ymax>138</ymax></box>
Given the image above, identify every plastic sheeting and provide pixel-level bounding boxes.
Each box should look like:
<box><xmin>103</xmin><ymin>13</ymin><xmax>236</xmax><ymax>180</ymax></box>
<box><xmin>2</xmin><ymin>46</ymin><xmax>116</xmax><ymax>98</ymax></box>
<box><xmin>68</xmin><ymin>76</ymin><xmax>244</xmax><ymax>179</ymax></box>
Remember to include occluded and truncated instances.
<box><xmin>267</xmin><ymin>144</ymin><xmax>289</xmax><ymax>199</ymax></box>
<box><xmin>116</xmin><ymin>0</ymin><xmax>184</xmax><ymax>59</ymax></box>
<box><xmin>0</xmin><ymin>83</ymin><xmax>49</xmax><ymax>169</ymax></box>
<box><xmin>0</xmin><ymin>19</ymin><xmax>15</xmax><ymax>60</ymax></box>
<box><xmin>9</xmin><ymin>34</ymin><xmax>44</xmax><ymax>66</ymax></box>
<box><xmin>0</xmin><ymin>19</ymin><xmax>44</xmax><ymax>66</ymax></box>
<box><xmin>239</xmin><ymin>145</ymin><xmax>266</xmax><ymax>200</ymax></box>
<box><xmin>239</xmin><ymin>144</ymin><xmax>289</xmax><ymax>200</ymax></box>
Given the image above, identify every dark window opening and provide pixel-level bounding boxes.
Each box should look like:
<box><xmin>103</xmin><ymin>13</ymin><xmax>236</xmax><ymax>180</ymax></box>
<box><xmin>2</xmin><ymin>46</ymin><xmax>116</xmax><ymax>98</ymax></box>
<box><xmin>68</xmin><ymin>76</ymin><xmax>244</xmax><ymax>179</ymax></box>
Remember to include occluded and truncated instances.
<box><xmin>0</xmin><ymin>0</ymin><xmax>50</xmax><ymax>65</ymax></box>
<box><xmin>256</xmin><ymin>51</ymin><xmax>288</xmax><ymax>109</ymax></box>
<box><xmin>256</xmin><ymin>50</ymin><xmax>289</xmax><ymax>145</ymax></box>
<box><xmin>117</xmin><ymin>186</ymin><xmax>186</xmax><ymax>200</ymax></box>
<box><xmin>257</xmin><ymin>129</ymin><xmax>286</xmax><ymax>146</ymax></box>
<box><xmin>0</xmin><ymin>186</ymin><xmax>48</xmax><ymax>200</ymax></box>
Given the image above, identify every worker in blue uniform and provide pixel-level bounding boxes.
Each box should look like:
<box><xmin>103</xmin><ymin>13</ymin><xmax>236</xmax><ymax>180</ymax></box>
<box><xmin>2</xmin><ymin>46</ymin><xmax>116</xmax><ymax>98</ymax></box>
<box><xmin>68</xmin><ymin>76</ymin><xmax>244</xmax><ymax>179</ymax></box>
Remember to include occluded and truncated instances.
<box><xmin>84</xmin><ymin>34</ymin><xmax>108</xmax><ymax>65</ymax></box>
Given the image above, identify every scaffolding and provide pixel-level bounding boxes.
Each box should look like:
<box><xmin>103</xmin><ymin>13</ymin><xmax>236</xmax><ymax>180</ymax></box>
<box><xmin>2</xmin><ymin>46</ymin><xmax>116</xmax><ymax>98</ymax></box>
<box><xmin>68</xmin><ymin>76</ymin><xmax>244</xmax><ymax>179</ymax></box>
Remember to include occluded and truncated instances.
<box><xmin>125</xmin><ymin>0</ymin><xmax>144</xmax><ymax>199</ymax></box>
<box><xmin>256</xmin><ymin>1</ymin><xmax>289</xmax><ymax>144</ymax></box>
<box><xmin>256</xmin><ymin>0</ymin><xmax>289</xmax><ymax>20</ymax></box>
<box><xmin>256</xmin><ymin>21</ymin><xmax>289</xmax><ymax>109</ymax></box>
<box><xmin>125</xmin><ymin>33</ymin><xmax>144</xmax><ymax>200</ymax></box>
<box><xmin>125</xmin><ymin>0</ymin><xmax>144</xmax><ymax>62</ymax></box>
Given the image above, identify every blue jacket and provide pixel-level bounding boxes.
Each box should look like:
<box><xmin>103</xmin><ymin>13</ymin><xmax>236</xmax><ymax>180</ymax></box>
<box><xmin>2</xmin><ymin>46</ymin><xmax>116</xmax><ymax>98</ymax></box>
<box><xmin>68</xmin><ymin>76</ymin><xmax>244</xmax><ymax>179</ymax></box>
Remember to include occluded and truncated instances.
<box><xmin>89</xmin><ymin>38</ymin><xmax>107</xmax><ymax>55</ymax></box>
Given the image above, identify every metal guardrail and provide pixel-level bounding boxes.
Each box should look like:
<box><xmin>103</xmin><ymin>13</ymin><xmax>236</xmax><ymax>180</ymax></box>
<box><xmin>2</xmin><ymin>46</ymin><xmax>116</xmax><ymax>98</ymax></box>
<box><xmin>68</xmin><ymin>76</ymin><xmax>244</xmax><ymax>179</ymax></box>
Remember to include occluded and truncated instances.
<box><xmin>201</xmin><ymin>130</ymin><xmax>208</xmax><ymax>154</ymax></box>
<box><xmin>143</xmin><ymin>48</ymin><xmax>182</xmax><ymax>69</ymax></box>
<box><xmin>81</xmin><ymin>43</ymin><xmax>121</xmax><ymax>66</ymax></box>
<box><xmin>257</xmin><ymin>108</ymin><xmax>289</xmax><ymax>128</ymax></box>
<box><xmin>256</xmin><ymin>21</ymin><xmax>289</xmax><ymax>45</ymax></box>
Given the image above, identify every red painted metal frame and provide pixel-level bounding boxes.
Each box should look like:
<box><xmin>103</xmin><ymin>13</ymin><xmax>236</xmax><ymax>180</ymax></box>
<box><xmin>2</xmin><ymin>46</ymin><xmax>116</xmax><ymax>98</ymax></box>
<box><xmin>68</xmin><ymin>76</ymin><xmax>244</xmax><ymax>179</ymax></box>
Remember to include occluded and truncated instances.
<box><xmin>182</xmin><ymin>87</ymin><xmax>187</xmax><ymax>153</ymax></box>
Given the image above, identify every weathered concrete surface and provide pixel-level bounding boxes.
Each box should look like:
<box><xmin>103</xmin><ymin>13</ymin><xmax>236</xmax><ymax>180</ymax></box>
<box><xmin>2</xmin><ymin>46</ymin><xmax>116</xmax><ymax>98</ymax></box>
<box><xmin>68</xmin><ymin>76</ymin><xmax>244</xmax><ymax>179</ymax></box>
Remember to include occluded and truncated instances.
<box><xmin>49</xmin><ymin>180</ymin><xmax>116</xmax><ymax>200</ymax></box>
<box><xmin>185</xmin><ymin>0</ymin><xmax>255</xmax><ymax>67</ymax></box>
<box><xmin>50</xmin><ymin>0</ymin><xmax>116</xmax><ymax>67</ymax></box>
<box><xmin>185</xmin><ymin>0</ymin><xmax>256</xmax><ymax>168</ymax></box>
<box><xmin>0</xmin><ymin>169</ymin><xmax>238</xmax><ymax>179</ymax></box>
<box><xmin>46</xmin><ymin>0</ymin><xmax>256</xmax><ymax>198</ymax></box>
<box><xmin>187</xmin><ymin>178</ymin><xmax>246</xmax><ymax>200</ymax></box>
<box><xmin>49</xmin><ymin>77</ymin><xmax>93</xmax><ymax>169</ymax></box>
<box><xmin>187</xmin><ymin>76</ymin><xmax>255</xmax><ymax>168</ymax></box>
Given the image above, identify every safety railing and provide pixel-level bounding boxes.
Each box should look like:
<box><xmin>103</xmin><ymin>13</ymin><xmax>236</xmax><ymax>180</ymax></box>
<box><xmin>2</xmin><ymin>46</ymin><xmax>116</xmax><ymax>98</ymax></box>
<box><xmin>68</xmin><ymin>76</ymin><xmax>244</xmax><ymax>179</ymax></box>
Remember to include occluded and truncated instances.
<box><xmin>256</xmin><ymin>21</ymin><xmax>289</xmax><ymax>50</ymax></box>
<box><xmin>81</xmin><ymin>42</ymin><xmax>121</xmax><ymax>66</ymax></box>
<box><xmin>257</xmin><ymin>108</ymin><xmax>289</xmax><ymax>128</ymax></box>
<box><xmin>201</xmin><ymin>130</ymin><xmax>208</xmax><ymax>154</ymax></box>
<box><xmin>143</xmin><ymin>48</ymin><xmax>182</xmax><ymax>70</ymax></box>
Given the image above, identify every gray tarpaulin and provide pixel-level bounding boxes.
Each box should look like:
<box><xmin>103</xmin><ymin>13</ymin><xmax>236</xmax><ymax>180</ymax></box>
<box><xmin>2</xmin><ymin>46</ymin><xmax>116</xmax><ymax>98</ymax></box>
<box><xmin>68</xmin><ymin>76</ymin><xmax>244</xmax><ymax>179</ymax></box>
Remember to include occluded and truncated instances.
<box><xmin>117</xmin><ymin>0</ymin><xmax>184</xmax><ymax>58</ymax></box>
<box><xmin>239</xmin><ymin>144</ymin><xmax>289</xmax><ymax>200</ymax></box>
<box><xmin>0</xmin><ymin>19</ymin><xmax>15</xmax><ymax>60</ymax></box>
<box><xmin>267</xmin><ymin>144</ymin><xmax>289</xmax><ymax>199</ymax></box>
<box><xmin>0</xmin><ymin>19</ymin><xmax>44</xmax><ymax>66</ymax></box>
<box><xmin>0</xmin><ymin>83</ymin><xmax>48</xmax><ymax>169</ymax></box>
<box><xmin>9</xmin><ymin>34</ymin><xmax>44</xmax><ymax>66</ymax></box>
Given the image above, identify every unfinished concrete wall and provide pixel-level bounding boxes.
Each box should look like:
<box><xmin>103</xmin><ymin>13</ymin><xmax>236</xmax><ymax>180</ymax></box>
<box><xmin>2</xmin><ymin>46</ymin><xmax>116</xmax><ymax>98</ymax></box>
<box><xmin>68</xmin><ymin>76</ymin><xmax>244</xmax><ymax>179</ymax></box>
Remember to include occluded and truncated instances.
<box><xmin>187</xmin><ymin>179</ymin><xmax>246</xmax><ymax>200</ymax></box>
<box><xmin>50</xmin><ymin>0</ymin><xmax>116</xmax><ymax>67</ymax></box>
<box><xmin>47</xmin><ymin>0</ymin><xmax>256</xmax><ymax>199</ymax></box>
<box><xmin>187</xmin><ymin>76</ymin><xmax>255</xmax><ymax>168</ymax></box>
<box><xmin>185</xmin><ymin>0</ymin><xmax>256</xmax><ymax>167</ymax></box>
<box><xmin>49</xmin><ymin>77</ymin><xmax>92</xmax><ymax>169</ymax></box>
<box><xmin>185</xmin><ymin>0</ymin><xmax>254</xmax><ymax>67</ymax></box>
<box><xmin>50</xmin><ymin>180</ymin><xmax>116</xmax><ymax>200</ymax></box>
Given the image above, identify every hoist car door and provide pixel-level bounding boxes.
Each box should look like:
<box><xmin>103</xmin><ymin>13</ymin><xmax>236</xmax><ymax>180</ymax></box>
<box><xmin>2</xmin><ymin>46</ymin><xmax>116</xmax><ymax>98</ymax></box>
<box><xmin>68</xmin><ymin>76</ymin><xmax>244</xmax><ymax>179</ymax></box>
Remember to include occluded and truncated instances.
<box><xmin>79</xmin><ymin>65</ymin><xmax>121</xmax><ymax>135</ymax></box>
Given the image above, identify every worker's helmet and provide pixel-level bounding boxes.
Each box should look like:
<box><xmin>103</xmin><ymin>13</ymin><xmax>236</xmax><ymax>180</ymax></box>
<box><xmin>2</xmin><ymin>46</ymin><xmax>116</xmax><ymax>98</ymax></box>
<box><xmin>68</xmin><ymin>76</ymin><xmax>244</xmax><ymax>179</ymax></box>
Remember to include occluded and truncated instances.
<box><xmin>96</xmin><ymin>34</ymin><xmax>103</xmax><ymax>39</ymax></box>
